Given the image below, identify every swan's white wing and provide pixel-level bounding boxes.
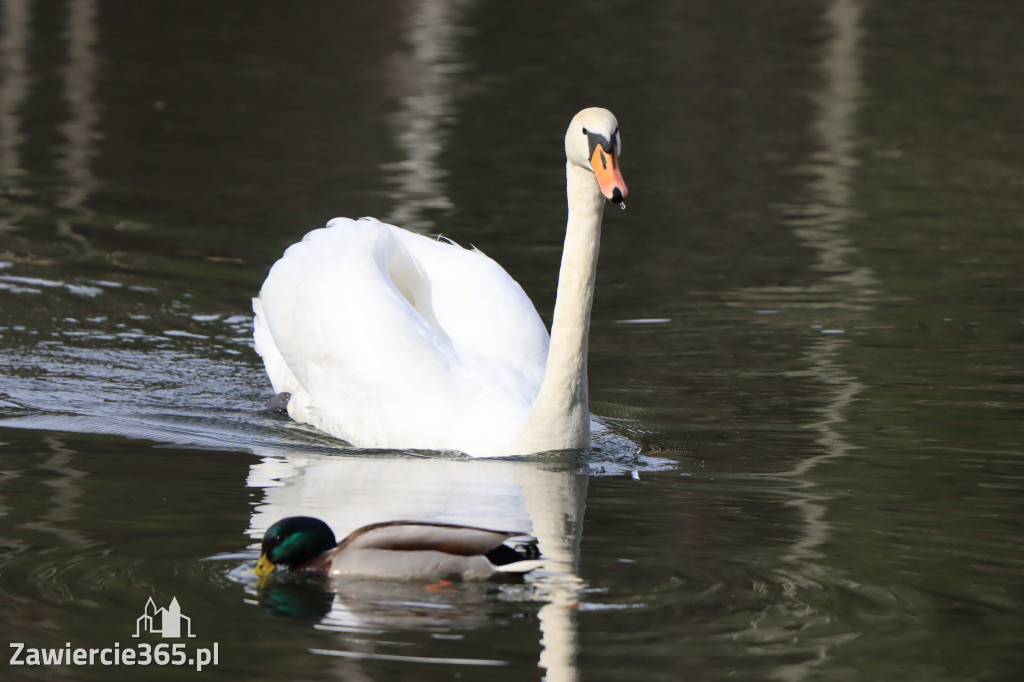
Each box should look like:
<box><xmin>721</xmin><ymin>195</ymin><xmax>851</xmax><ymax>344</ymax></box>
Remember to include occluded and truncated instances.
<box><xmin>390</xmin><ymin>224</ymin><xmax>549</xmax><ymax>390</ymax></box>
<box><xmin>252</xmin><ymin>296</ymin><xmax>298</xmax><ymax>394</ymax></box>
<box><xmin>254</xmin><ymin>218</ymin><xmax>549</xmax><ymax>456</ymax></box>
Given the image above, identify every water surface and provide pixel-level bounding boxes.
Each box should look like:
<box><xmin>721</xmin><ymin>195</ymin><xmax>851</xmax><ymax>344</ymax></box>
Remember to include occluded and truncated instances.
<box><xmin>2</xmin><ymin>0</ymin><xmax>1023</xmax><ymax>680</ymax></box>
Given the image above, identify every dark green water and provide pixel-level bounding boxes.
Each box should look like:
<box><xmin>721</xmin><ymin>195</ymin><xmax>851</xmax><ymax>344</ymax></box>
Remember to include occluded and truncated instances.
<box><xmin>2</xmin><ymin>1</ymin><xmax>1023</xmax><ymax>680</ymax></box>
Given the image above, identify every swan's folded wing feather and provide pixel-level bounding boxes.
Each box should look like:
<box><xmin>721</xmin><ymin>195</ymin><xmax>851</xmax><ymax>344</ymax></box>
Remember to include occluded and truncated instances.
<box><xmin>252</xmin><ymin>296</ymin><xmax>301</xmax><ymax>395</ymax></box>
<box><xmin>391</xmin><ymin>226</ymin><xmax>550</xmax><ymax>390</ymax></box>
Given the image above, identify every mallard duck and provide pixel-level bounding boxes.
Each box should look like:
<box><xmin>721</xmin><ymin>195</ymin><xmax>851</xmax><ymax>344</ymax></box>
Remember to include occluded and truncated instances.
<box><xmin>255</xmin><ymin>516</ymin><xmax>545</xmax><ymax>581</ymax></box>
<box><xmin>252</xmin><ymin>107</ymin><xmax>628</xmax><ymax>457</ymax></box>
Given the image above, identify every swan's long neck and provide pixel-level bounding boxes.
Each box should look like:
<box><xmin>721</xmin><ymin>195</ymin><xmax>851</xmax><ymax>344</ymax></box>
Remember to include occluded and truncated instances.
<box><xmin>517</xmin><ymin>162</ymin><xmax>605</xmax><ymax>452</ymax></box>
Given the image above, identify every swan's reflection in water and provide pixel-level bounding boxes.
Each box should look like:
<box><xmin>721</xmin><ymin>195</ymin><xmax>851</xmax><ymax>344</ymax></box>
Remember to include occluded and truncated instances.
<box><xmin>244</xmin><ymin>450</ymin><xmax>588</xmax><ymax>680</ymax></box>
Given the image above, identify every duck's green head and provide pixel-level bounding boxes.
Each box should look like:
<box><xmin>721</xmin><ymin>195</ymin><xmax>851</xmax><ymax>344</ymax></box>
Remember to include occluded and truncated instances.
<box><xmin>256</xmin><ymin>516</ymin><xmax>337</xmax><ymax>577</ymax></box>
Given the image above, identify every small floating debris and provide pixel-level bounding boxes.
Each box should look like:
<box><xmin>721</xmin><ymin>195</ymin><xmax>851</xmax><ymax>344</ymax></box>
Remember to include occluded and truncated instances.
<box><xmin>574</xmin><ymin>602</ymin><xmax>647</xmax><ymax>612</ymax></box>
<box><xmin>163</xmin><ymin>330</ymin><xmax>209</xmax><ymax>339</ymax></box>
<box><xmin>67</xmin><ymin>284</ymin><xmax>103</xmax><ymax>297</ymax></box>
<box><xmin>0</xmin><ymin>281</ymin><xmax>41</xmax><ymax>294</ymax></box>
<box><xmin>0</xmin><ymin>274</ymin><xmax>63</xmax><ymax>288</ymax></box>
<box><xmin>615</xmin><ymin>318</ymin><xmax>671</xmax><ymax>325</ymax></box>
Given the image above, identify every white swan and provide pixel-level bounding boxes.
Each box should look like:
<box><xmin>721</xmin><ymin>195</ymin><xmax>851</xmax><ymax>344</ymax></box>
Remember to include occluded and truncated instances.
<box><xmin>252</xmin><ymin>107</ymin><xmax>628</xmax><ymax>457</ymax></box>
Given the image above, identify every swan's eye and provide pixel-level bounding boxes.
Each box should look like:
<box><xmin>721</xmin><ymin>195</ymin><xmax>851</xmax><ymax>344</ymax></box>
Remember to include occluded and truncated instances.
<box><xmin>581</xmin><ymin>127</ymin><xmax>588</xmax><ymax>135</ymax></box>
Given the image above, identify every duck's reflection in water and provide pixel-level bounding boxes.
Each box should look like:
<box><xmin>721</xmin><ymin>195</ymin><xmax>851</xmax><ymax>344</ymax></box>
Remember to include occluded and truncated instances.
<box><xmin>245</xmin><ymin>450</ymin><xmax>588</xmax><ymax>680</ymax></box>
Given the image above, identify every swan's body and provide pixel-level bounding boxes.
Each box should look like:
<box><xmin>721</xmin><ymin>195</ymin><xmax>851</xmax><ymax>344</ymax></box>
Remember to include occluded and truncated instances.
<box><xmin>253</xmin><ymin>108</ymin><xmax>627</xmax><ymax>457</ymax></box>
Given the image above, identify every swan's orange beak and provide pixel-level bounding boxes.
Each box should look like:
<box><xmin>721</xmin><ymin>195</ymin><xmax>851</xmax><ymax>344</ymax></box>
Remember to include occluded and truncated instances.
<box><xmin>590</xmin><ymin>145</ymin><xmax>628</xmax><ymax>206</ymax></box>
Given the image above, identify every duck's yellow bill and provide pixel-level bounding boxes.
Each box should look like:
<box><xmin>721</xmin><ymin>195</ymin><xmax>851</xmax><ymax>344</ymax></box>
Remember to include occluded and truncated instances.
<box><xmin>255</xmin><ymin>554</ymin><xmax>276</xmax><ymax>577</ymax></box>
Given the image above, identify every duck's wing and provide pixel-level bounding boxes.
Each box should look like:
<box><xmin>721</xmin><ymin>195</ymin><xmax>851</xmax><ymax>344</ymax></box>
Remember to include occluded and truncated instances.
<box><xmin>327</xmin><ymin>521</ymin><xmax>543</xmax><ymax>580</ymax></box>
<box><xmin>338</xmin><ymin>520</ymin><xmax>530</xmax><ymax>555</ymax></box>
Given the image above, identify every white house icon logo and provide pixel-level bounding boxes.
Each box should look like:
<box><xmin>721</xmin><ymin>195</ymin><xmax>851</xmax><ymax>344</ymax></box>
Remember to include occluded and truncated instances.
<box><xmin>132</xmin><ymin>597</ymin><xmax>196</xmax><ymax>638</ymax></box>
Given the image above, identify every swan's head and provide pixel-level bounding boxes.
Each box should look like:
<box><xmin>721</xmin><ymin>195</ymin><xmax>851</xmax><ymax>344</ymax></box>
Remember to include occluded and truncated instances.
<box><xmin>565</xmin><ymin>107</ymin><xmax>628</xmax><ymax>207</ymax></box>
